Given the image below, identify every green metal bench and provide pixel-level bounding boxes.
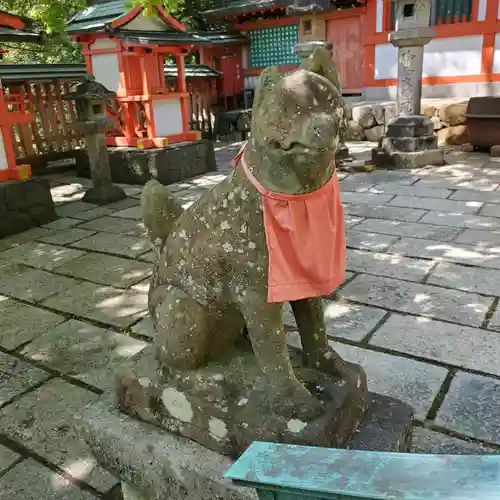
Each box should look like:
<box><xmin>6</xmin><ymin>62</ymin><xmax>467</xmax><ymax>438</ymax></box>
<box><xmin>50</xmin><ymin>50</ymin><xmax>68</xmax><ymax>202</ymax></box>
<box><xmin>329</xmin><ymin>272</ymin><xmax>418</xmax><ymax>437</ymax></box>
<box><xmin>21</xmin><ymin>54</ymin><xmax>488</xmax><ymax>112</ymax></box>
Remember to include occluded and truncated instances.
<box><xmin>225</xmin><ymin>441</ymin><xmax>500</xmax><ymax>499</ymax></box>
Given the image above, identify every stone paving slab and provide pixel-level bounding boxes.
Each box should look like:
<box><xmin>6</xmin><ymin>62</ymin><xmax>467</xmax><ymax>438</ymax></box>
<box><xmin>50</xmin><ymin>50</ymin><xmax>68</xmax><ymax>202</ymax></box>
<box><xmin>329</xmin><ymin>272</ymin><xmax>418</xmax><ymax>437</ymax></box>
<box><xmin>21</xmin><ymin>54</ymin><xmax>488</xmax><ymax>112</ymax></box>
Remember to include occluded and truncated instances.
<box><xmin>331</xmin><ymin>342</ymin><xmax>448</xmax><ymax>420</ymax></box>
<box><xmin>70</xmin><ymin>232</ymin><xmax>150</xmax><ymax>259</ymax></box>
<box><xmin>369</xmin><ymin>183</ymin><xmax>452</xmax><ymax>199</ymax></box>
<box><xmin>22</xmin><ymin>320</ymin><xmax>147</xmax><ymax>392</ymax></box>
<box><xmin>0</xmin><ymin>228</ymin><xmax>55</xmax><ymax>252</ymax></box>
<box><xmin>412</xmin><ymin>427</ymin><xmax>498</xmax><ymax>454</ymax></box>
<box><xmin>415</xmin><ymin>177</ymin><xmax>500</xmax><ymax>192</ymax></box>
<box><xmin>389</xmin><ymin>236</ymin><xmax>500</xmax><ymax>269</ymax></box>
<box><xmin>104</xmin><ymin>198</ymin><xmax>140</xmax><ymax>210</ymax></box>
<box><xmin>56</xmin><ymin>202</ymin><xmax>98</xmax><ymax>218</ymax></box>
<box><xmin>387</xmin><ymin>195</ymin><xmax>483</xmax><ymax>214</ymax></box>
<box><xmin>345</xmin><ymin>170</ymin><xmax>418</xmax><ymax>185</ymax></box>
<box><xmin>450</xmin><ymin>189</ymin><xmax>500</xmax><ymax>204</ymax></box>
<box><xmin>42</xmin><ymin>218</ymin><xmax>82</xmax><ymax>231</ymax></box>
<box><xmin>0</xmin><ymin>379</ymin><xmax>116</xmax><ymax>493</ymax></box>
<box><xmin>55</xmin><ymin>253</ymin><xmax>151</xmax><ymax>288</ymax></box>
<box><xmin>109</xmin><ymin>206</ymin><xmax>142</xmax><ymax>220</ymax></box>
<box><xmin>345</xmin><ymin>231</ymin><xmax>399</xmax><ymax>252</ymax></box>
<box><xmin>343</xmin><ymin>215</ymin><xmax>365</xmax><ymax>229</ymax></box>
<box><xmin>131</xmin><ymin>316</ymin><xmax>155</xmax><ymax>338</ymax></box>
<box><xmin>37</xmin><ymin>228</ymin><xmax>97</xmax><ymax>246</ymax></box>
<box><xmin>479</xmin><ymin>203</ymin><xmax>500</xmax><ymax>218</ymax></box>
<box><xmin>0</xmin><ymin>242</ymin><xmax>86</xmax><ymax>271</ymax></box>
<box><xmin>454</xmin><ymin>228</ymin><xmax>500</xmax><ymax>247</ymax></box>
<box><xmin>0</xmin><ymin>296</ymin><xmax>66</xmax><ymax>350</ymax></box>
<box><xmin>0</xmin><ymin>351</ymin><xmax>50</xmax><ymax>408</ymax></box>
<box><xmin>343</xmin><ymin>203</ymin><xmax>427</xmax><ymax>222</ymax></box>
<box><xmin>370</xmin><ymin>314</ymin><xmax>500</xmax><ymax>375</ymax></box>
<box><xmin>340</xmin><ymin>191</ymin><xmax>395</xmax><ymax>206</ymax></box>
<box><xmin>0</xmin><ymin>444</ymin><xmax>19</xmax><ymax>472</ymax></box>
<box><xmin>346</xmin><ymin>249</ymin><xmax>433</xmax><ymax>282</ymax></box>
<box><xmin>420</xmin><ymin>211</ymin><xmax>500</xmax><ymax>230</ymax></box>
<box><xmin>0</xmin><ymin>459</ymin><xmax>99</xmax><ymax>500</ymax></box>
<box><xmin>70</xmin><ymin>206</ymin><xmax>116</xmax><ymax>221</ymax></box>
<box><xmin>436</xmin><ymin>372</ymin><xmax>500</xmax><ymax>445</ymax></box>
<box><xmin>0</xmin><ymin>264</ymin><xmax>81</xmax><ymax>304</ymax></box>
<box><xmin>427</xmin><ymin>261</ymin><xmax>500</xmax><ymax>296</ymax></box>
<box><xmin>341</xmin><ymin>274</ymin><xmax>493</xmax><ymax>327</ymax></box>
<box><xmin>485</xmin><ymin>304</ymin><xmax>500</xmax><ymax>332</ymax></box>
<box><xmin>42</xmin><ymin>281</ymin><xmax>148</xmax><ymax>328</ymax></box>
<box><xmin>352</xmin><ymin>218</ymin><xmax>461</xmax><ymax>241</ymax></box>
<box><xmin>78</xmin><ymin>216</ymin><xmax>146</xmax><ymax>237</ymax></box>
<box><xmin>338</xmin><ymin>179</ymin><xmax>376</xmax><ymax>193</ymax></box>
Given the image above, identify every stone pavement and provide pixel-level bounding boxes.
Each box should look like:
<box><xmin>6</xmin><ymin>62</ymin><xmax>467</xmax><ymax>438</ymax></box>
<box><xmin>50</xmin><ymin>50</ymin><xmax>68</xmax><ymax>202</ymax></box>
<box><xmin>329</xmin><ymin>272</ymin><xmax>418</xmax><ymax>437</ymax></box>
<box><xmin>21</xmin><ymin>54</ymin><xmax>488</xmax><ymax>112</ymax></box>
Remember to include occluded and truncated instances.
<box><xmin>1</xmin><ymin>140</ymin><xmax>500</xmax><ymax>498</ymax></box>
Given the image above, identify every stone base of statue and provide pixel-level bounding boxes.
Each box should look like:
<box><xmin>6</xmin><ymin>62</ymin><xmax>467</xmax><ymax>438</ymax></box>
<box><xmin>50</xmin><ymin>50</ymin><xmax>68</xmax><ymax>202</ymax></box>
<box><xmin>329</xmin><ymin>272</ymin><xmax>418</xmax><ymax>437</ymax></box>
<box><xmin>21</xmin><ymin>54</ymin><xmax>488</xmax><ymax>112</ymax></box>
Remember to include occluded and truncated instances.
<box><xmin>77</xmin><ymin>389</ymin><xmax>412</xmax><ymax>500</ymax></box>
<box><xmin>372</xmin><ymin>115</ymin><xmax>445</xmax><ymax>169</ymax></box>
<box><xmin>82</xmin><ymin>183</ymin><xmax>127</xmax><ymax>205</ymax></box>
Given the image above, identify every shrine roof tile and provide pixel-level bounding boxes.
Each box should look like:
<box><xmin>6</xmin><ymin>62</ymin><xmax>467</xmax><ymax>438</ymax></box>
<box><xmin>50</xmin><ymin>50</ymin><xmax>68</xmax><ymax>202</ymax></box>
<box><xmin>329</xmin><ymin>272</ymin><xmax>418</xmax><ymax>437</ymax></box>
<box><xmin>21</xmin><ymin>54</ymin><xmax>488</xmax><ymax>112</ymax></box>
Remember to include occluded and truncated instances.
<box><xmin>164</xmin><ymin>64</ymin><xmax>223</xmax><ymax>78</ymax></box>
<box><xmin>202</xmin><ymin>0</ymin><xmax>293</xmax><ymax>17</ymax></box>
<box><xmin>66</xmin><ymin>0</ymin><xmax>128</xmax><ymax>33</ymax></box>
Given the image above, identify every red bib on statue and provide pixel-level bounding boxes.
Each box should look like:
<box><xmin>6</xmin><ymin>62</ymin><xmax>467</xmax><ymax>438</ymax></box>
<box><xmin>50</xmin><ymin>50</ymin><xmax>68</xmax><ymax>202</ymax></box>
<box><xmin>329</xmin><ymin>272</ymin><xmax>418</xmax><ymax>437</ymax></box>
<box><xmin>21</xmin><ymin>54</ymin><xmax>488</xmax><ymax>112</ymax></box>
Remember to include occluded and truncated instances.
<box><xmin>234</xmin><ymin>148</ymin><xmax>346</xmax><ymax>303</ymax></box>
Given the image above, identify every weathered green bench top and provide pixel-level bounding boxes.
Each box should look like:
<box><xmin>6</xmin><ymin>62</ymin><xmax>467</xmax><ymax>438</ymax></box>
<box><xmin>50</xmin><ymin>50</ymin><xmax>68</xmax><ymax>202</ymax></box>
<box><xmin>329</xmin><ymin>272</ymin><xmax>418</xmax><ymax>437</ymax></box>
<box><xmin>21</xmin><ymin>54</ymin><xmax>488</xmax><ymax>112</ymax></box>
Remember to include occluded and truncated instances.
<box><xmin>224</xmin><ymin>441</ymin><xmax>500</xmax><ymax>499</ymax></box>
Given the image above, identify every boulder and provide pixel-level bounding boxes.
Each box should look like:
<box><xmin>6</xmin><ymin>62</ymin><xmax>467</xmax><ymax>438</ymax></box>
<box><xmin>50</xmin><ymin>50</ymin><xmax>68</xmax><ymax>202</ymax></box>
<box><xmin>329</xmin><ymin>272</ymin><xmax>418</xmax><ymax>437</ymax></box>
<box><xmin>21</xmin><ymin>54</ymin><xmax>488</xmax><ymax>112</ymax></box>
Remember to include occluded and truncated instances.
<box><xmin>352</xmin><ymin>104</ymin><xmax>375</xmax><ymax>128</ymax></box>
<box><xmin>384</xmin><ymin>104</ymin><xmax>397</xmax><ymax>125</ymax></box>
<box><xmin>438</xmin><ymin>101</ymin><xmax>468</xmax><ymax>126</ymax></box>
<box><xmin>365</xmin><ymin>125</ymin><xmax>386</xmax><ymax>142</ymax></box>
<box><xmin>346</xmin><ymin>120</ymin><xmax>365</xmax><ymax>140</ymax></box>
<box><xmin>437</xmin><ymin>125</ymin><xmax>469</xmax><ymax>146</ymax></box>
<box><xmin>430</xmin><ymin>116</ymin><xmax>443</xmax><ymax>130</ymax></box>
<box><xmin>490</xmin><ymin>145</ymin><xmax>500</xmax><ymax>157</ymax></box>
<box><xmin>372</xmin><ymin>104</ymin><xmax>385</xmax><ymax>125</ymax></box>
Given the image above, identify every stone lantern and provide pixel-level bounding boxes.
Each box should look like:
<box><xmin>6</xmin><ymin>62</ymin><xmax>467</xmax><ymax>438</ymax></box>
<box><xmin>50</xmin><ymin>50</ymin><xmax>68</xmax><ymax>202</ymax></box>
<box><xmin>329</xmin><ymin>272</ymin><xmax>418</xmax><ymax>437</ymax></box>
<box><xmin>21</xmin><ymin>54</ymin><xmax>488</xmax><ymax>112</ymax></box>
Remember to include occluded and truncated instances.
<box><xmin>64</xmin><ymin>75</ymin><xmax>126</xmax><ymax>204</ymax></box>
<box><xmin>372</xmin><ymin>0</ymin><xmax>444</xmax><ymax>168</ymax></box>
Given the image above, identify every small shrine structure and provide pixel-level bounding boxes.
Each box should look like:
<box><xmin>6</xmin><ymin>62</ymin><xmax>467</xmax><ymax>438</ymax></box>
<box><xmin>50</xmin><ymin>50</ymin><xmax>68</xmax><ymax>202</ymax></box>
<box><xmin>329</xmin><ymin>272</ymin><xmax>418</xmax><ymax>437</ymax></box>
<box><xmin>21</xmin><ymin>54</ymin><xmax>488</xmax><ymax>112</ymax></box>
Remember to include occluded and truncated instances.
<box><xmin>0</xmin><ymin>10</ymin><xmax>46</xmax><ymax>181</ymax></box>
<box><xmin>67</xmin><ymin>0</ymin><xmax>206</xmax><ymax>149</ymax></box>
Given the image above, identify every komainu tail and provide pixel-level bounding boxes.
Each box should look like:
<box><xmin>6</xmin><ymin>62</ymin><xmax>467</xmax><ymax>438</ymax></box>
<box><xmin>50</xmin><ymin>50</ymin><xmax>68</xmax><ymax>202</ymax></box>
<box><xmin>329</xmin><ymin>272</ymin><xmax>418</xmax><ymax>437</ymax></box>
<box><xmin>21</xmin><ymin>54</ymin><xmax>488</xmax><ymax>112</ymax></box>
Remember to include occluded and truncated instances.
<box><xmin>141</xmin><ymin>180</ymin><xmax>183</xmax><ymax>241</ymax></box>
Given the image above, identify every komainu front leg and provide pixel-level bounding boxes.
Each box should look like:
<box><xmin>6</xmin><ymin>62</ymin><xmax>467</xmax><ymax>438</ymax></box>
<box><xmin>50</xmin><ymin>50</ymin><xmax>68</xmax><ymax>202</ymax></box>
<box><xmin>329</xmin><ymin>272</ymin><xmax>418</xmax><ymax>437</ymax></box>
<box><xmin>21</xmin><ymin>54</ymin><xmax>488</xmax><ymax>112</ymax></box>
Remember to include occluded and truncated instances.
<box><xmin>239</xmin><ymin>293</ymin><xmax>323</xmax><ymax>419</ymax></box>
<box><xmin>291</xmin><ymin>298</ymin><xmax>366</xmax><ymax>388</ymax></box>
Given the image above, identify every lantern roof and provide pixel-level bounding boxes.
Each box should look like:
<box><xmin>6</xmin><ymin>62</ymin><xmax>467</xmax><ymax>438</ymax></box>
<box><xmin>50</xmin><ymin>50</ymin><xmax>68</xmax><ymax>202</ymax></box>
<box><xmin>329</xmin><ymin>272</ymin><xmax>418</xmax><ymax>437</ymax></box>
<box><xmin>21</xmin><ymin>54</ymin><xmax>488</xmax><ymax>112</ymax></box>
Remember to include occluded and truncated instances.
<box><xmin>0</xmin><ymin>10</ymin><xmax>46</xmax><ymax>44</ymax></box>
<box><xmin>63</xmin><ymin>74</ymin><xmax>116</xmax><ymax>100</ymax></box>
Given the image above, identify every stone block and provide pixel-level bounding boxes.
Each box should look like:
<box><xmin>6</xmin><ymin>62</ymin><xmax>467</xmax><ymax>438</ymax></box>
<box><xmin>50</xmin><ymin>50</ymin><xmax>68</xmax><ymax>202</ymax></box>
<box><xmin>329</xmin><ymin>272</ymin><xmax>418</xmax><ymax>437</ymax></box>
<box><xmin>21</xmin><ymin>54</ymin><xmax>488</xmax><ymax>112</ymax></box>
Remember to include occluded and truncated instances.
<box><xmin>352</xmin><ymin>104</ymin><xmax>375</xmax><ymax>128</ymax></box>
<box><xmin>428</xmin><ymin>261</ymin><xmax>500</xmax><ymax>297</ymax></box>
<box><xmin>490</xmin><ymin>145</ymin><xmax>500</xmax><ymax>157</ymax></box>
<box><xmin>22</xmin><ymin>319</ymin><xmax>147</xmax><ymax>392</ymax></box>
<box><xmin>384</xmin><ymin>103</ymin><xmax>397</xmax><ymax>125</ymax></box>
<box><xmin>70</xmin><ymin>232</ymin><xmax>150</xmax><ymax>259</ymax></box>
<box><xmin>0</xmin><ymin>178</ymin><xmax>57</xmax><ymax>238</ymax></box>
<box><xmin>37</xmin><ymin>228</ymin><xmax>97</xmax><ymax>246</ymax></box>
<box><xmin>388</xmin><ymin>195</ymin><xmax>482</xmax><ymax>214</ymax></box>
<box><xmin>0</xmin><ymin>460</ymin><xmax>99</xmax><ymax>500</ymax></box>
<box><xmin>98</xmin><ymin>140</ymin><xmax>217</xmax><ymax>186</ymax></box>
<box><xmin>420</xmin><ymin>211</ymin><xmax>500</xmax><ymax>230</ymax></box>
<box><xmin>430</xmin><ymin>116</ymin><xmax>443</xmax><ymax>130</ymax></box>
<box><xmin>346</xmin><ymin>120</ymin><xmax>365</xmax><ymax>140</ymax></box>
<box><xmin>390</xmin><ymin>236</ymin><xmax>500</xmax><ymax>269</ymax></box>
<box><xmin>344</xmin><ymin>203</ymin><xmax>427</xmax><ymax>222</ymax></box>
<box><xmin>55</xmin><ymin>253</ymin><xmax>151</xmax><ymax>288</ymax></box>
<box><xmin>79</xmin><ymin>216</ymin><xmax>146</xmax><ymax>237</ymax></box>
<box><xmin>341</xmin><ymin>274</ymin><xmax>493</xmax><ymax>327</ymax></box>
<box><xmin>0</xmin><ymin>444</ymin><xmax>18</xmax><ymax>472</ymax></box>
<box><xmin>454</xmin><ymin>228</ymin><xmax>500</xmax><ymax>247</ymax></box>
<box><xmin>370</xmin><ymin>313</ymin><xmax>500</xmax><ymax>375</ymax></box>
<box><xmin>346</xmin><ymin>248</ymin><xmax>433</xmax><ymax>282</ymax></box>
<box><xmin>42</xmin><ymin>281</ymin><xmax>148</xmax><ymax>328</ymax></box>
<box><xmin>0</xmin><ymin>379</ymin><xmax>116</xmax><ymax>493</ymax></box>
<box><xmin>372</xmin><ymin>103</ymin><xmax>385</xmax><ymax>125</ymax></box>
<box><xmin>436</xmin><ymin>372</ymin><xmax>500</xmax><ymax>445</ymax></box>
<box><xmin>0</xmin><ymin>262</ymin><xmax>80</xmax><ymax>303</ymax></box>
<box><xmin>373</xmin><ymin>147</ymin><xmax>445</xmax><ymax>170</ymax></box>
<box><xmin>437</xmin><ymin>101</ymin><xmax>467</xmax><ymax>126</ymax></box>
<box><xmin>0</xmin><ymin>351</ymin><xmax>50</xmax><ymax>407</ymax></box>
<box><xmin>365</xmin><ymin>125</ymin><xmax>385</xmax><ymax>142</ymax></box>
<box><xmin>353</xmin><ymin>218</ymin><xmax>461</xmax><ymax>241</ymax></box>
<box><xmin>412</xmin><ymin>427</ymin><xmax>497</xmax><ymax>454</ymax></box>
<box><xmin>437</xmin><ymin>125</ymin><xmax>469</xmax><ymax>146</ymax></box>
<box><xmin>331</xmin><ymin>342</ymin><xmax>447</xmax><ymax>419</ymax></box>
<box><xmin>0</xmin><ymin>296</ymin><xmax>66</xmax><ymax>350</ymax></box>
<box><xmin>0</xmin><ymin>241</ymin><xmax>85</xmax><ymax>271</ymax></box>
<box><xmin>346</xmin><ymin>230</ymin><xmax>399</xmax><ymax>251</ymax></box>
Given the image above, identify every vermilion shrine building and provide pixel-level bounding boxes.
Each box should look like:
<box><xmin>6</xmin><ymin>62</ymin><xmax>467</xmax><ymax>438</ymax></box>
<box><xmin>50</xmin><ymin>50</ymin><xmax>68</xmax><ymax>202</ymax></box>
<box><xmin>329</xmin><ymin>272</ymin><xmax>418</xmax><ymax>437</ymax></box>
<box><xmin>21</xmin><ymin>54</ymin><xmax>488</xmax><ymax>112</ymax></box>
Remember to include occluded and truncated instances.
<box><xmin>200</xmin><ymin>0</ymin><xmax>500</xmax><ymax>101</ymax></box>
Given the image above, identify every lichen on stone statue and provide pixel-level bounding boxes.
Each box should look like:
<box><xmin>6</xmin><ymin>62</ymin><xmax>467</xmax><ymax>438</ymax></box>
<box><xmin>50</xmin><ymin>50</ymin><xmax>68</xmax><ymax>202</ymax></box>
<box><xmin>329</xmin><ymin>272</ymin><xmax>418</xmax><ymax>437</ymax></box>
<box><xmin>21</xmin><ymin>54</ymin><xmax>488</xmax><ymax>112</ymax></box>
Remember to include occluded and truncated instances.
<box><xmin>118</xmin><ymin>47</ymin><xmax>367</xmax><ymax>458</ymax></box>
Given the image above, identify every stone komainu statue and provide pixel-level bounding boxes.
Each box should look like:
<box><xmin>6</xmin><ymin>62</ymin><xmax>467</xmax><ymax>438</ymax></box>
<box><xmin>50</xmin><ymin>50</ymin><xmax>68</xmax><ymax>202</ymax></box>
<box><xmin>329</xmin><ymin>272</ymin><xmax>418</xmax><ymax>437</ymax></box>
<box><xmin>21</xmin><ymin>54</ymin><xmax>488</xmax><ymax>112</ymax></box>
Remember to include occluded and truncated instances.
<box><xmin>119</xmin><ymin>47</ymin><xmax>364</xmax><ymax>458</ymax></box>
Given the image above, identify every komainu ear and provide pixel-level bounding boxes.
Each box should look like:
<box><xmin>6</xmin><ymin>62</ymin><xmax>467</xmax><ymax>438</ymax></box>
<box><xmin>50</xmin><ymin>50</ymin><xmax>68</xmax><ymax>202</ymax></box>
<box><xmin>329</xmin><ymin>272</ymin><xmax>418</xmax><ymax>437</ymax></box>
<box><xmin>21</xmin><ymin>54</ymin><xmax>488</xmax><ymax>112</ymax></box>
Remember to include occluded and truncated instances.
<box><xmin>299</xmin><ymin>46</ymin><xmax>342</xmax><ymax>93</ymax></box>
<box><xmin>252</xmin><ymin>67</ymin><xmax>284</xmax><ymax>110</ymax></box>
